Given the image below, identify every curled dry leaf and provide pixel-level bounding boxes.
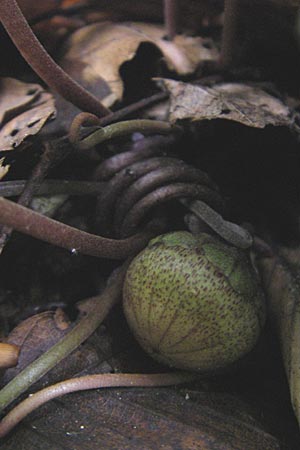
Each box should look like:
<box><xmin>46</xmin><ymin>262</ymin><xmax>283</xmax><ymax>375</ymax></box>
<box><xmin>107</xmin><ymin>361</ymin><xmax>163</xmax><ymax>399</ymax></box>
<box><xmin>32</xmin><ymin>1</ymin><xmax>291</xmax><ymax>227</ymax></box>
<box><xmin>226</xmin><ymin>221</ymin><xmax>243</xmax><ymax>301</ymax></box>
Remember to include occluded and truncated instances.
<box><xmin>257</xmin><ymin>246</ymin><xmax>300</xmax><ymax>426</ymax></box>
<box><xmin>60</xmin><ymin>21</ymin><xmax>218</xmax><ymax>108</ymax></box>
<box><xmin>0</xmin><ymin>78</ymin><xmax>56</xmax><ymax>151</ymax></box>
<box><xmin>157</xmin><ymin>79</ymin><xmax>292</xmax><ymax>129</ymax></box>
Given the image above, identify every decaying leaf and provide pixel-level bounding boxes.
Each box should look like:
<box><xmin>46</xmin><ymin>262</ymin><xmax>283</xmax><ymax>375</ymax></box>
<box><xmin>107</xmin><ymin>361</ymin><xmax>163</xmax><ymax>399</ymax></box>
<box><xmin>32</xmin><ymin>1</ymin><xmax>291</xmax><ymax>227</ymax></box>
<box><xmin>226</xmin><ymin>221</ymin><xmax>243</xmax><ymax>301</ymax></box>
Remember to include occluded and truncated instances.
<box><xmin>0</xmin><ymin>384</ymin><xmax>282</xmax><ymax>449</ymax></box>
<box><xmin>0</xmin><ymin>78</ymin><xmax>43</xmax><ymax>124</ymax></box>
<box><xmin>2</xmin><ymin>310</ymin><xmax>99</xmax><ymax>388</ymax></box>
<box><xmin>60</xmin><ymin>21</ymin><xmax>218</xmax><ymax>108</ymax></box>
<box><xmin>30</xmin><ymin>194</ymin><xmax>68</xmax><ymax>217</ymax></box>
<box><xmin>0</xmin><ymin>158</ymin><xmax>10</xmax><ymax>181</ymax></box>
<box><xmin>157</xmin><ymin>79</ymin><xmax>292</xmax><ymax>128</ymax></box>
<box><xmin>0</xmin><ymin>78</ymin><xmax>56</xmax><ymax>151</ymax></box>
<box><xmin>257</xmin><ymin>246</ymin><xmax>300</xmax><ymax>426</ymax></box>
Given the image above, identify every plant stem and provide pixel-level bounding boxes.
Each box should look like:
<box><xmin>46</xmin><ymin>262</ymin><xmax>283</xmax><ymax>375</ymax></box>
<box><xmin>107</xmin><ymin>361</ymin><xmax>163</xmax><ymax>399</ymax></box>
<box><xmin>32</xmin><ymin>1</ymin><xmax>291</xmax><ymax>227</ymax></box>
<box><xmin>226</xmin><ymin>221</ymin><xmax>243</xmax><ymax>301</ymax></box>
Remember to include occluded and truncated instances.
<box><xmin>97</xmin><ymin>92</ymin><xmax>168</xmax><ymax>127</ymax></box>
<box><xmin>0</xmin><ymin>371</ymin><xmax>195</xmax><ymax>437</ymax></box>
<box><xmin>0</xmin><ymin>0</ymin><xmax>110</xmax><ymax>117</ymax></box>
<box><xmin>0</xmin><ymin>197</ymin><xmax>152</xmax><ymax>259</ymax></box>
<box><xmin>0</xmin><ymin>261</ymin><xmax>129</xmax><ymax>413</ymax></box>
<box><xmin>163</xmin><ymin>0</ymin><xmax>178</xmax><ymax>40</ymax></box>
<box><xmin>180</xmin><ymin>199</ymin><xmax>253</xmax><ymax>249</ymax></box>
<box><xmin>220</xmin><ymin>0</ymin><xmax>241</xmax><ymax>68</ymax></box>
<box><xmin>0</xmin><ymin>139</ymin><xmax>71</xmax><ymax>254</ymax></box>
<box><xmin>73</xmin><ymin>119</ymin><xmax>180</xmax><ymax>150</ymax></box>
<box><xmin>0</xmin><ymin>180</ymin><xmax>105</xmax><ymax>198</ymax></box>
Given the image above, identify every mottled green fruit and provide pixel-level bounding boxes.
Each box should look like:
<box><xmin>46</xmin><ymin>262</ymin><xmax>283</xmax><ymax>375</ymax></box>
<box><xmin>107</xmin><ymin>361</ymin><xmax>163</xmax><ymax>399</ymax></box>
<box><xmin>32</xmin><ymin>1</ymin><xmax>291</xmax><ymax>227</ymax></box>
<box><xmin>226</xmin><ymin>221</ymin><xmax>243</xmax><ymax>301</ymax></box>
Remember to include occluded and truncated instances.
<box><xmin>123</xmin><ymin>231</ymin><xmax>266</xmax><ymax>372</ymax></box>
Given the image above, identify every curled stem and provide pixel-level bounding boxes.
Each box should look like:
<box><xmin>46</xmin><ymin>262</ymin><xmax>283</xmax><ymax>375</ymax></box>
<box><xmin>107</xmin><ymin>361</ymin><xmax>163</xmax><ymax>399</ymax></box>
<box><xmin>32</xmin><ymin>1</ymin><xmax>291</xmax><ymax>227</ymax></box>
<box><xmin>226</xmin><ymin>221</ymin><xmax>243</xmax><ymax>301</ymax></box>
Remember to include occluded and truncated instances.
<box><xmin>0</xmin><ymin>0</ymin><xmax>110</xmax><ymax>117</ymax></box>
<box><xmin>120</xmin><ymin>183</ymin><xmax>223</xmax><ymax>238</ymax></box>
<box><xmin>0</xmin><ymin>371</ymin><xmax>195</xmax><ymax>437</ymax></box>
<box><xmin>72</xmin><ymin>119</ymin><xmax>180</xmax><ymax>150</ymax></box>
<box><xmin>181</xmin><ymin>199</ymin><xmax>253</xmax><ymax>249</ymax></box>
<box><xmin>0</xmin><ymin>197</ymin><xmax>152</xmax><ymax>259</ymax></box>
<box><xmin>0</xmin><ymin>261</ymin><xmax>130</xmax><ymax>413</ymax></box>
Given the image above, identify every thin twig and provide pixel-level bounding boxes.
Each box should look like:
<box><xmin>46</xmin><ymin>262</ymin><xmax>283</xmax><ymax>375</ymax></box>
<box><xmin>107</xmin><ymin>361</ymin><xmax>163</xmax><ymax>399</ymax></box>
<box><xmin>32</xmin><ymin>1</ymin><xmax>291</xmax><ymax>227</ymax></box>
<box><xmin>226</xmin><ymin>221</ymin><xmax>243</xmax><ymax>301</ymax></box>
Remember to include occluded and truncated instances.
<box><xmin>0</xmin><ymin>0</ymin><xmax>110</xmax><ymax>117</ymax></box>
<box><xmin>0</xmin><ymin>197</ymin><xmax>153</xmax><ymax>259</ymax></box>
<box><xmin>0</xmin><ymin>371</ymin><xmax>195</xmax><ymax>437</ymax></box>
<box><xmin>97</xmin><ymin>92</ymin><xmax>168</xmax><ymax>127</ymax></box>
<box><xmin>0</xmin><ymin>261</ymin><xmax>130</xmax><ymax>413</ymax></box>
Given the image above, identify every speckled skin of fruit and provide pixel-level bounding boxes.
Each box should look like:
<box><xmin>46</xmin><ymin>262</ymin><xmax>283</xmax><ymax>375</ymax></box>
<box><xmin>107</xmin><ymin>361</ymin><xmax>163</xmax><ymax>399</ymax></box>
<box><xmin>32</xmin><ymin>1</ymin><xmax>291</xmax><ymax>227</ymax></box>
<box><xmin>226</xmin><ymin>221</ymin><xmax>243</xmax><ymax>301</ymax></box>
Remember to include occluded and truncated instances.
<box><xmin>123</xmin><ymin>231</ymin><xmax>266</xmax><ymax>372</ymax></box>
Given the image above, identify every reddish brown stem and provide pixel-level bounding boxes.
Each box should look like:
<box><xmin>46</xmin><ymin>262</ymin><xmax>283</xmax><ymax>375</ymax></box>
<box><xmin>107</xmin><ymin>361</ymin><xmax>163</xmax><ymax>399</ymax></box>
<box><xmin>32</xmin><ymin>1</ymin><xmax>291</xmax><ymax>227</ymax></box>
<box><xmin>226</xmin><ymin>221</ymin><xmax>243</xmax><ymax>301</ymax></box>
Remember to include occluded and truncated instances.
<box><xmin>0</xmin><ymin>371</ymin><xmax>195</xmax><ymax>437</ymax></box>
<box><xmin>0</xmin><ymin>0</ymin><xmax>110</xmax><ymax>117</ymax></box>
<box><xmin>98</xmin><ymin>92</ymin><xmax>168</xmax><ymax>128</ymax></box>
<box><xmin>120</xmin><ymin>183</ymin><xmax>224</xmax><ymax>237</ymax></box>
<box><xmin>0</xmin><ymin>197</ymin><xmax>152</xmax><ymax>259</ymax></box>
<box><xmin>163</xmin><ymin>0</ymin><xmax>178</xmax><ymax>40</ymax></box>
<box><xmin>0</xmin><ymin>139</ymin><xmax>72</xmax><ymax>253</ymax></box>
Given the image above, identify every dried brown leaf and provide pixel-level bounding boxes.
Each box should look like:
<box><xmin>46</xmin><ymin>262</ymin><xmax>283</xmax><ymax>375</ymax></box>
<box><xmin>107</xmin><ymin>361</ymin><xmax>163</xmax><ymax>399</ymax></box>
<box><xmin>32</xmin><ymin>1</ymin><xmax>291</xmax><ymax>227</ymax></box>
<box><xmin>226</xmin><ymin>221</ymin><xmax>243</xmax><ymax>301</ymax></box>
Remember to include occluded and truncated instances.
<box><xmin>157</xmin><ymin>79</ymin><xmax>291</xmax><ymax>128</ymax></box>
<box><xmin>0</xmin><ymin>78</ymin><xmax>44</xmax><ymax>124</ymax></box>
<box><xmin>0</xmin><ymin>384</ymin><xmax>282</xmax><ymax>449</ymax></box>
<box><xmin>2</xmin><ymin>310</ymin><xmax>98</xmax><ymax>388</ymax></box>
<box><xmin>60</xmin><ymin>21</ymin><xmax>218</xmax><ymax>108</ymax></box>
<box><xmin>0</xmin><ymin>158</ymin><xmax>10</xmax><ymax>181</ymax></box>
<box><xmin>0</xmin><ymin>83</ymin><xmax>56</xmax><ymax>151</ymax></box>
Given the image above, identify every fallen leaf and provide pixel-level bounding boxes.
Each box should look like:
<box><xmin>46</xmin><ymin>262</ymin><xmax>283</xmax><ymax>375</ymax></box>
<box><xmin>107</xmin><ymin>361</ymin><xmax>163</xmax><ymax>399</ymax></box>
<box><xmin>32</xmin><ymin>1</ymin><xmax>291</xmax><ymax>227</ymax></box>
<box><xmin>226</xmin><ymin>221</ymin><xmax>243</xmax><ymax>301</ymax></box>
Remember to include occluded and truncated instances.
<box><xmin>60</xmin><ymin>21</ymin><xmax>218</xmax><ymax>108</ymax></box>
<box><xmin>0</xmin><ymin>78</ymin><xmax>56</xmax><ymax>151</ymax></box>
<box><xmin>0</xmin><ymin>77</ymin><xmax>43</xmax><ymax>124</ymax></box>
<box><xmin>0</xmin><ymin>378</ymin><xmax>282</xmax><ymax>449</ymax></box>
<box><xmin>2</xmin><ymin>310</ymin><xmax>99</xmax><ymax>389</ymax></box>
<box><xmin>0</xmin><ymin>158</ymin><xmax>10</xmax><ymax>181</ymax></box>
<box><xmin>157</xmin><ymin>79</ymin><xmax>292</xmax><ymax>128</ymax></box>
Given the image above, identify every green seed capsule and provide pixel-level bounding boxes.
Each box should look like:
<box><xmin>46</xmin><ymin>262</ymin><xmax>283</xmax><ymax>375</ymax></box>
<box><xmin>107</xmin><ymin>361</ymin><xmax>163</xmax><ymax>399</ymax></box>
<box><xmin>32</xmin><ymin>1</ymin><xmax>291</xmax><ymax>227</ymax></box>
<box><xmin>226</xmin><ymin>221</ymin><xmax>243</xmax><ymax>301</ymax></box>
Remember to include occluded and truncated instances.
<box><xmin>123</xmin><ymin>231</ymin><xmax>266</xmax><ymax>372</ymax></box>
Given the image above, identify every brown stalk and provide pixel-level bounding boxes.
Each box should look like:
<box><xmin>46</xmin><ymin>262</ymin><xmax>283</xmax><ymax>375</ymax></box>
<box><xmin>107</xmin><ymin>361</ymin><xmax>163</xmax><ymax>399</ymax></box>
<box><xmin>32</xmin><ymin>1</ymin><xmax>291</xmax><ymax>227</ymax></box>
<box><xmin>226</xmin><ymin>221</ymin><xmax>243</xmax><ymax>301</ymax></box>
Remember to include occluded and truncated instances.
<box><xmin>0</xmin><ymin>139</ymin><xmax>72</xmax><ymax>253</ymax></box>
<box><xmin>163</xmin><ymin>0</ymin><xmax>178</xmax><ymax>40</ymax></box>
<box><xmin>0</xmin><ymin>0</ymin><xmax>110</xmax><ymax>117</ymax></box>
<box><xmin>97</xmin><ymin>92</ymin><xmax>168</xmax><ymax>127</ymax></box>
<box><xmin>0</xmin><ymin>180</ymin><xmax>105</xmax><ymax>198</ymax></box>
<box><xmin>0</xmin><ymin>197</ymin><xmax>152</xmax><ymax>259</ymax></box>
<box><xmin>220</xmin><ymin>0</ymin><xmax>241</xmax><ymax>68</ymax></box>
